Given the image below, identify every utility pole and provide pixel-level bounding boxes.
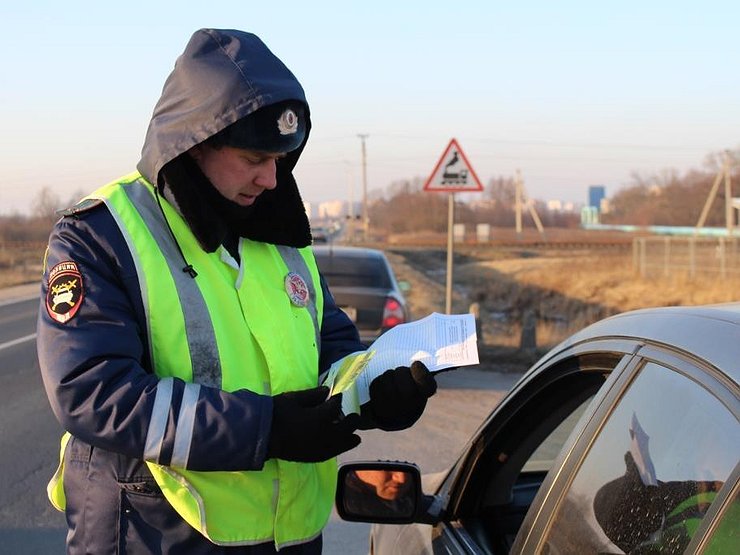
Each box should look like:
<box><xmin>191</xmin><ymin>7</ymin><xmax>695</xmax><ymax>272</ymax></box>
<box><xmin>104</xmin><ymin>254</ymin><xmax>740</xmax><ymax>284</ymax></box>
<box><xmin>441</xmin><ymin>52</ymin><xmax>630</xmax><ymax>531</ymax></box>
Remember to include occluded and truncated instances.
<box><xmin>515</xmin><ymin>169</ymin><xmax>545</xmax><ymax>237</ymax></box>
<box><xmin>515</xmin><ymin>169</ymin><xmax>523</xmax><ymax>235</ymax></box>
<box><xmin>696</xmin><ymin>150</ymin><xmax>735</xmax><ymax>235</ymax></box>
<box><xmin>345</xmin><ymin>163</ymin><xmax>355</xmax><ymax>242</ymax></box>
<box><xmin>724</xmin><ymin>153</ymin><xmax>734</xmax><ymax>236</ymax></box>
<box><xmin>357</xmin><ymin>134</ymin><xmax>369</xmax><ymax>241</ymax></box>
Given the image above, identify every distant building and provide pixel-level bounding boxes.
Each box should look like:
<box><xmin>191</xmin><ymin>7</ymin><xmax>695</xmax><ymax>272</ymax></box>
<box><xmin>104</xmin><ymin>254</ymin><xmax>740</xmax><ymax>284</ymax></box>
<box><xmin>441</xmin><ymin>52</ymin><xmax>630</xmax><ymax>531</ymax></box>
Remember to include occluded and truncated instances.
<box><xmin>546</xmin><ymin>199</ymin><xmax>579</xmax><ymax>213</ymax></box>
<box><xmin>547</xmin><ymin>199</ymin><xmax>563</xmax><ymax>212</ymax></box>
<box><xmin>318</xmin><ymin>200</ymin><xmax>345</xmax><ymax>218</ymax></box>
<box><xmin>468</xmin><ymin>198</ymin><xmax>496</xmax><ymax>210</ymax></box>
<box><xmin>588</xmin><ymin>185</ymin><xmax>606</xmax><ymax>210</ymax></box>
<box><xmin>581</xmin><ymin>205</ymin><xmax>599</xmax><ymax>225</ymax></box>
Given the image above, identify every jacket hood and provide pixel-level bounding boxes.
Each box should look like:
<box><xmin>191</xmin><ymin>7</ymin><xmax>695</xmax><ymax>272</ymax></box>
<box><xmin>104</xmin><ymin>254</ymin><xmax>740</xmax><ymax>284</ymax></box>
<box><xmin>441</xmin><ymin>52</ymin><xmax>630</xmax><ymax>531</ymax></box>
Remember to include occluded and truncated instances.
<box><xmin>137</xmin><ymin>28</ymin><xmax>313</xmax><ymax>248</ymax></box>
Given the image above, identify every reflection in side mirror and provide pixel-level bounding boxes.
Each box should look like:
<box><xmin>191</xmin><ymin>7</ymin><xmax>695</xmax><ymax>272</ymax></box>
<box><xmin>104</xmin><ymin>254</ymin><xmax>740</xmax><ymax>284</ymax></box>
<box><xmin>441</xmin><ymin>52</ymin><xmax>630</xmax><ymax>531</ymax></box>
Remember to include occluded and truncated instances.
<box><xmin>336</xmin><ymin>461</ymin><xmax>421</xmax><ymax>524</ymax></box>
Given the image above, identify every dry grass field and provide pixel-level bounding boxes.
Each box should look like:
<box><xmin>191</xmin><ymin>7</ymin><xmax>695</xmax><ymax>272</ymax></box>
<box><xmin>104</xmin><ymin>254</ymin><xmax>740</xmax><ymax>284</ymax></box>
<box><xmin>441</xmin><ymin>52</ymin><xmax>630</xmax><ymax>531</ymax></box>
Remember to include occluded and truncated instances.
<box><xmin>384</xmin><ymin>244</ymin><xmax>740</xmax><ymax>371</ymax></box>
<box><xmin>0</xmin><ymin>242</ymin><xmax>46</xmax><ymax>289</ymax></box>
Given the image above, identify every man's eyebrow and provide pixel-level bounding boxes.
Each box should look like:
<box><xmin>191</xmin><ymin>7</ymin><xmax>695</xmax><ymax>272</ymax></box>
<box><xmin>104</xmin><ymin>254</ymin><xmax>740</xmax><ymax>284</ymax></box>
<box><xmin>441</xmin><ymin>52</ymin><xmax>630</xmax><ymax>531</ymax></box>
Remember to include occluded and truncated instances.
<box><xmin>252</xmin><ymin>151</ymin><xmax>287</xmax><ymax>159</ymax></box>
<box><xmin>237</xmin><ymin>151</ymin><xmax>287</xmax><ymax>163</ymax></box>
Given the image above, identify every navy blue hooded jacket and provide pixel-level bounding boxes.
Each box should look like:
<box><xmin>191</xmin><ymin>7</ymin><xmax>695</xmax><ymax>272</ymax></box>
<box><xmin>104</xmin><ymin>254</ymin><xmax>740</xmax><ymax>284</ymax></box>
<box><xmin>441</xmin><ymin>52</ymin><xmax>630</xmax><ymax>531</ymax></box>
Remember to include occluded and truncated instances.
<box><xmin>36</xmin><ymin>29</ymin><xmax>362</xmax><ymax>554</ymax></box>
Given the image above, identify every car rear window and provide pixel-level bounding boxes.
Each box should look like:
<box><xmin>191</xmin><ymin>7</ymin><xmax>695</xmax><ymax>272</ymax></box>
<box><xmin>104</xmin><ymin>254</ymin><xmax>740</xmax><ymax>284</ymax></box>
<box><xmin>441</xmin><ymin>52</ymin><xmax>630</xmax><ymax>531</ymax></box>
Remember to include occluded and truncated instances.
<box><xmin>315</xmin><ymin>254</ymin><xmax>392</xmax><ymax>289</ymax></box>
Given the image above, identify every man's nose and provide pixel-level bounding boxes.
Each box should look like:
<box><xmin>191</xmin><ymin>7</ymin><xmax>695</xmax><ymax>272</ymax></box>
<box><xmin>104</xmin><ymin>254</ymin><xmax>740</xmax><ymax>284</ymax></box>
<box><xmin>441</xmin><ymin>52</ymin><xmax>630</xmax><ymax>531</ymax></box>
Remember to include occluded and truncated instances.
<box><xmin>255</xmin><ymin>159</ymin><xmax>278</xmax><ymax>189</ymax></box>
<box><xmin>391</xmin><ymin>472</ymin><xmax>408</xmax><ymax>483</ymax></box>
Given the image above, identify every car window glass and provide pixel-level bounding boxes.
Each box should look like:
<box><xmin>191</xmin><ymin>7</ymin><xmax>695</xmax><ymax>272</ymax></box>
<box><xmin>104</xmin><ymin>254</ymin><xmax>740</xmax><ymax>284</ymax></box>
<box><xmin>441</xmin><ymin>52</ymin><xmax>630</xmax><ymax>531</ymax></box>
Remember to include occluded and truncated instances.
<box><xmin>702</xmin><ymin>488</ymin><xmax>739</xmax><ymax>553</ymax></box>
<box><xmin>315</xmin><ymin>255</ymin><xmax>391</xmax><ymax>288</ymax></box>
<box><xmin>523</xmin><ymin>396</ymin><xmax>593</xmax><ymax>473</ymax></box>
<box><xmin>542</xmin><ymin>362</ymin><xmax>740</xmax><ymax>554</ymax></box>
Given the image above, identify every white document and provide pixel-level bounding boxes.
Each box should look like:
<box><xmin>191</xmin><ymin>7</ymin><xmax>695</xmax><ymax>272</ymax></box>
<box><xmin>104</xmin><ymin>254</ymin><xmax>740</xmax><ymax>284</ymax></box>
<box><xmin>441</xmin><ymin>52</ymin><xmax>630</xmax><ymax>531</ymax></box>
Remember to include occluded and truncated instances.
<box><xmin>322</xmin><ymin>312</ymin><xmax>479</xmax><ymax>415</ymax></box>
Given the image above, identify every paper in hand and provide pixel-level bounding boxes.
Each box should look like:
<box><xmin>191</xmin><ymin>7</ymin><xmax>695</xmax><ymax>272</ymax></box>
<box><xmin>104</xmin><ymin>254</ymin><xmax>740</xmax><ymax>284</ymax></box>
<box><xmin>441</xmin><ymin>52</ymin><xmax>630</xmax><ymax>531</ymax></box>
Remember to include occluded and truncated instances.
<box><xmin>323</xmin><ymin>312</ymin><xmax>479</xmax><ymax>415</ymax></box>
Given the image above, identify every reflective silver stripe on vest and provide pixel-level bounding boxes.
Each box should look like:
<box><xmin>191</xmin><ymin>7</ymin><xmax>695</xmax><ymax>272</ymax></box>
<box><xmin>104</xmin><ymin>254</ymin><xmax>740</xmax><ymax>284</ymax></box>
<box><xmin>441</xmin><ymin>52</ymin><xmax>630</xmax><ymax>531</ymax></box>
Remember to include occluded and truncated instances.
<box><xmin>145</xmin><ymin>377</ymin><xmax>174</xmax><ymax>462</ymax></box>
<box><xmin>122</xmin><ymin>181</ymin><xmax>222</xmax><ymax>389</ymax></box>
<box><xmin>171</xmin><ymin>383</ymin><xmax>201</xmax><ymax>468</ymax></box>
<box><xmin>275</xmin><ymin>245</ymin><xmax>321</xmax><ymax>353</ymax></box>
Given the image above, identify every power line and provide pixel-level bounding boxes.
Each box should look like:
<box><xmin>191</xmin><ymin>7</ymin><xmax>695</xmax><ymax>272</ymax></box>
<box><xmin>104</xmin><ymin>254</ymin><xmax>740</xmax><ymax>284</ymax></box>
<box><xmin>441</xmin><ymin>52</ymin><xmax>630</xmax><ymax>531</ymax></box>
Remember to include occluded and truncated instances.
<box><xmin>309</xmin><ymin>132</ymin><xmax>725</xmax><ymax>152</ymax></box>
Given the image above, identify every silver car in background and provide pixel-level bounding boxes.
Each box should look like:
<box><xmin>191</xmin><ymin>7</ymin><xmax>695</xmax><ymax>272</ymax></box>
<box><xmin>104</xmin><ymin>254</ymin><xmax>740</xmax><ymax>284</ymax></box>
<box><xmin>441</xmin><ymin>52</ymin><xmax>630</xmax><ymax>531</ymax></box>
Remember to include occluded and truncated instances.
<box><xmin>313</xmin><ymin>245</ymin><xmax>409</xmax><ymax>344</ymax></box>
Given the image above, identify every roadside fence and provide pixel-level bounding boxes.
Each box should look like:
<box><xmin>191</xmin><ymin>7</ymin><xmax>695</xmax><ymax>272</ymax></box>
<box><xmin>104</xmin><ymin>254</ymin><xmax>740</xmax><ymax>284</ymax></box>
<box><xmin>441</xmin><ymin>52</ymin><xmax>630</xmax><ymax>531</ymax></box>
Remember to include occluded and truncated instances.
<box><xmin>633</xmin><ymin>236</ymin><xmax>740</xmax><ymax>279</ymax></box>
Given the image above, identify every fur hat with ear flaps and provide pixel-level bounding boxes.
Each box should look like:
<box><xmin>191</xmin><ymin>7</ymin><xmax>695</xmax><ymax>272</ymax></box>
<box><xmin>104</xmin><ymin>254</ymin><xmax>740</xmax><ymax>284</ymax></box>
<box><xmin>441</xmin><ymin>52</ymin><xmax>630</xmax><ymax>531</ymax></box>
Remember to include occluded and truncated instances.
<box><xmin>137</xmin><ymin>28</ymin><xmax>313</xmax><ymax>249</ymax></box>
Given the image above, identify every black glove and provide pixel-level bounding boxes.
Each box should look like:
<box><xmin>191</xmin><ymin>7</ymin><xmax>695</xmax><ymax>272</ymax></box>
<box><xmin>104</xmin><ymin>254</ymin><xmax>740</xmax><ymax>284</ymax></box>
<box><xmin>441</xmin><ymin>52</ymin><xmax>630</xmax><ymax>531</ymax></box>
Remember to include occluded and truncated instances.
<box><xmin>267</xmin><ymin>386</ymin><xmax>361</xmax><ymax>462</ymax></box>
<box><xmin>359</xmin><ymin>361</ymin><xmax>438</xmax><ymax>431</ymax></box>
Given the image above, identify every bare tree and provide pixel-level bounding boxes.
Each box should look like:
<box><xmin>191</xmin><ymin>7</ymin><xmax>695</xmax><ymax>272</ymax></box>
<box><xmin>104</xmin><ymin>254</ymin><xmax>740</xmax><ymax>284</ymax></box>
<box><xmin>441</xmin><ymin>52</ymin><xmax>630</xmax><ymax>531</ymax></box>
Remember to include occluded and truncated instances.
<box><xmin>487</xmin><ymin>175</ymin><xmax>516</xmax><ymax>205</ymax></box>
<box><xmin>32</xmin><ymin>187</ymin><xmax>62</xmax><ymax>222</ymax></box>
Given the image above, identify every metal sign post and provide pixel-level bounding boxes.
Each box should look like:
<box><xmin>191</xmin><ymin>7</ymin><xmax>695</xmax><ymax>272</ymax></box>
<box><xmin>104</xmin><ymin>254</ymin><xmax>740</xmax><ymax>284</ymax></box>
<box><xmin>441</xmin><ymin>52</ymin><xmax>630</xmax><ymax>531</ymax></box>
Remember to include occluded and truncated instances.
<box><xmin>423</xmin><ymin>138</ymin><xmax>484</xmax><ymax>314</ymax></box>
<box><xmin>445</xmin><ymin>192</ymin><xmax>455</xmax><ymax>314</ymax></box>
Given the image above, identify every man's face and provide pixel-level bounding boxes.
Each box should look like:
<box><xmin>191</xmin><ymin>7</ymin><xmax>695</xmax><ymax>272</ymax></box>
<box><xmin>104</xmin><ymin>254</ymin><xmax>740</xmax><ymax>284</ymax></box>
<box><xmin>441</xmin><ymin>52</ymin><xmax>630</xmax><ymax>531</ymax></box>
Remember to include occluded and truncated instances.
<box><xmin>190</xmin><ymin>143</ymin><xmax>285</xmax><ymax>207</ymax></box>
<box><xmin>355</xmin><ymin>470</ymin><xmax>410</xmax><ymax>500</ymax></box>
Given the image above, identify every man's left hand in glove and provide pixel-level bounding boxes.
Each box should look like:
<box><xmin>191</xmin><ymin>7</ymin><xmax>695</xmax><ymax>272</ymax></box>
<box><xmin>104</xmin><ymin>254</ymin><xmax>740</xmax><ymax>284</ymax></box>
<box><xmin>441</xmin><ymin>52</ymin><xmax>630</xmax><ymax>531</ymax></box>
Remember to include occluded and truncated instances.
<box><xmin>359</xmin><ymin>360</ymin><xmax>438</xmax><ymax>431</ymax></box>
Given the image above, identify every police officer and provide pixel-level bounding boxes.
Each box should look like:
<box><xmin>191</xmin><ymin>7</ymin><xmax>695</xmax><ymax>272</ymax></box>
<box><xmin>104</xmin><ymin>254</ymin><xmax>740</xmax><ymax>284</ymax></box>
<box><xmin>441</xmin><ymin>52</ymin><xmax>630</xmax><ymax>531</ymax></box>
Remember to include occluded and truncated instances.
<box><xmin>37</xmin><ymin>28</ymin><xmax>437</xmax><ymax>554</ymax></box>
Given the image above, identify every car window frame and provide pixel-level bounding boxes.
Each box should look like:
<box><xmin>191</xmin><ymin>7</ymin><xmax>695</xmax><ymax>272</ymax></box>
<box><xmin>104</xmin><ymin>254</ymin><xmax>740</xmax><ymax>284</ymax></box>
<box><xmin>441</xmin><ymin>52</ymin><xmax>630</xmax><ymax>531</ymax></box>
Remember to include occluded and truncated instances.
<box><xmin>508</xmin><ymin>351</ymin><xmax>643</xmax><ymax>553</ymax></box>
<box><xmin>438</xmin><ymin>340</ymin><xmax>636</xmax><ymax>502</ymax></box>
<box><xmin>694</xmin><ymin>464</ymin><xmax>740</xmax><ymax>554</ymax></box>
<box><xmin>636</xmin><ymin>344</ymin><xmax>740</xmax><ymax>555</ymax></box>
<box><xmin>444</xmin><ymin>341</ymin><xmax>639</xmax><ymax>507</ymax></box>
<box><xmin>432</xmin><ymin>344</ymin><xmax>639</xmax><ymax>553</ymax></box>
<box><xmin>519</xmin><ymin>341</ymin><xmax>740</xmax><ymax>554</ymax></box>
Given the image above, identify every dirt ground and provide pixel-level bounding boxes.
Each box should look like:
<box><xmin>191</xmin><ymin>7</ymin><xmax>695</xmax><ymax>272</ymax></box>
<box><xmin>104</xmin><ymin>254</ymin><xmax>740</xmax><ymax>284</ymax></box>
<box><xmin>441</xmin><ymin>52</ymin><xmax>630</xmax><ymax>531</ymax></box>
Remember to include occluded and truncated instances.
<box><xmin>383</xmin><ymin>247</ymin><xmax>542</xmax><ymax>374</ymax></box>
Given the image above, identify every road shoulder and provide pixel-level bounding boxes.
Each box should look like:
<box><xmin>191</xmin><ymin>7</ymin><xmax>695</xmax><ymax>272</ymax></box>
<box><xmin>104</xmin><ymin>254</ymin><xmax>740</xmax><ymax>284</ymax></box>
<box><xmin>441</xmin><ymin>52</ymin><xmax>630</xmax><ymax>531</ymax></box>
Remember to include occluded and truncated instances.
<box><xmin>0</xmin><ymin>283</ymin><xmax>40</xmax><ymax>305</ymax></box>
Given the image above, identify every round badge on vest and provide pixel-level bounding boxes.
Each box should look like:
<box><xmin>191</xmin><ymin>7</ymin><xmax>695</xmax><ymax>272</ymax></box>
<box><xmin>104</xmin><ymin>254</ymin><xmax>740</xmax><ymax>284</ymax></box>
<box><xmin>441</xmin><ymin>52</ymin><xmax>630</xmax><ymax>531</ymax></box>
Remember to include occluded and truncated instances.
<box><xmin>284</xmin><ymin>272</ymin><xmax>309</xmax><ymax>307</ymax></box>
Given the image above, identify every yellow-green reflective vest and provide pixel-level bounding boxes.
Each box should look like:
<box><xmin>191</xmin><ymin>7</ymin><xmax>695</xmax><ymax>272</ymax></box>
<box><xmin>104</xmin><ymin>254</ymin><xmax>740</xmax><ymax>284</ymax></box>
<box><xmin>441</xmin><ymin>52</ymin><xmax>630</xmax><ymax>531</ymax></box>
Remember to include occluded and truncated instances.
<box><xmin>48</xmin><ymin>173</ymin><xmax>334</xmax><ymax>549</ymax></box>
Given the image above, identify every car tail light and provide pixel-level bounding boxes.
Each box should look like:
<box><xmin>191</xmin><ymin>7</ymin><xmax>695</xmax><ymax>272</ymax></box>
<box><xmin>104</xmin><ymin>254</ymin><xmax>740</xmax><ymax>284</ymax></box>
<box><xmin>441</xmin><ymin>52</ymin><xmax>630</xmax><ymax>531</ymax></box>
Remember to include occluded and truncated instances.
<box><xmin>382</xmin><ymin>297</ymin><xmax>405</xmax><ymax>329</ymax></box>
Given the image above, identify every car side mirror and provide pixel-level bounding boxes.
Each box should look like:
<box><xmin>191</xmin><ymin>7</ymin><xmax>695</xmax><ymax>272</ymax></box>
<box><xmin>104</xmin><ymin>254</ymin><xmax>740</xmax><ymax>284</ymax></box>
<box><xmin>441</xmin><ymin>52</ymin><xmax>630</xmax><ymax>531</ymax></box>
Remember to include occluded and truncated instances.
<box><xmin>336</xmin><ymin>461</ymin><xmax>422</xmax><ymax>524</ymax></box>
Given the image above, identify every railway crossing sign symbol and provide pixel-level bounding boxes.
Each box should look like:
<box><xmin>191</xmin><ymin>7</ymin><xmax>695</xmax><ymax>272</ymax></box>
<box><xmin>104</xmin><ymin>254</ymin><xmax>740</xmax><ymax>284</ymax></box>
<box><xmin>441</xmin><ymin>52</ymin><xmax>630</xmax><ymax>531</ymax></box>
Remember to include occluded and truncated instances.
<box><xmin>423</xmin><ymin>138</ymin><xmax>483</xmax><ymax>193</ymax></box>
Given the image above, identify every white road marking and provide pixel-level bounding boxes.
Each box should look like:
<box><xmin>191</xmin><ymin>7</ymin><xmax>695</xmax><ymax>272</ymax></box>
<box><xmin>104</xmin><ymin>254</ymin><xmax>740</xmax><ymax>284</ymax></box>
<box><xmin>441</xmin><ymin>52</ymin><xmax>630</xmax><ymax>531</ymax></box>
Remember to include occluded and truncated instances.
<box><xmin>0</xmin><ymin>333</ymin><xmax>37</xmax><ymax>351</ymax></box>
<box><xmin>0</xmin><ymin>295</ymin><xmax>38</xmax><ymax>308</ymax></box>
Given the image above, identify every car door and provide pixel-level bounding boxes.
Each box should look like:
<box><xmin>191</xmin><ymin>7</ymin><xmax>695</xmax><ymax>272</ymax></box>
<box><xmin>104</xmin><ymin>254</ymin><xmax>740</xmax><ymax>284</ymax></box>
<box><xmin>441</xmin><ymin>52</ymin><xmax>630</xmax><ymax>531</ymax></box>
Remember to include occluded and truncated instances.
<box><xmin>514</xmin><ymin>345</ymin><xmax>740</xmax><ymax>554</ymax></box>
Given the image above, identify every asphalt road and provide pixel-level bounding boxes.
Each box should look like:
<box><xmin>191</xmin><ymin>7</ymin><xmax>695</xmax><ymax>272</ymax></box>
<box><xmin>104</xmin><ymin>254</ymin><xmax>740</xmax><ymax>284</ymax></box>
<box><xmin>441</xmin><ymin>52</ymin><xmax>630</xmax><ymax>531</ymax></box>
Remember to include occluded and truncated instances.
<box><xmin>0</xmin><ymin>288</ymin><xmax>67</xmax><ymax>553</ymax></box>
<box><xmin>0</xmin><ymin>286</ymin><xmax>521</xmax><ymax>554</ymax></box>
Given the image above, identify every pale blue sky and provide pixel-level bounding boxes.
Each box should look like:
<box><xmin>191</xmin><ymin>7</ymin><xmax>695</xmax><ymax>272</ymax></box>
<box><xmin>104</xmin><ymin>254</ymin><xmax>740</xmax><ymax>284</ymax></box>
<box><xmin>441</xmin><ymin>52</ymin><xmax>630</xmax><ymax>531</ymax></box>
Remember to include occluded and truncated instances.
<box><xmin>1</xmin><ymin>1</ymin><xmax>738</xmax><ymax>214</ymax></box>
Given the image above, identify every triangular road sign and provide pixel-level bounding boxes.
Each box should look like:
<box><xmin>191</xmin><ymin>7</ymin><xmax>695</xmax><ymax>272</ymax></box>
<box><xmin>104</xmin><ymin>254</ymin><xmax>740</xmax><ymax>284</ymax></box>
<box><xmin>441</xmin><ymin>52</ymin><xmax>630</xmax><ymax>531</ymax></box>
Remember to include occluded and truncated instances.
<box><xmin>423</xmin><ymin>138</ymin><xmax>484</xmax><ymax>192</ymax></box>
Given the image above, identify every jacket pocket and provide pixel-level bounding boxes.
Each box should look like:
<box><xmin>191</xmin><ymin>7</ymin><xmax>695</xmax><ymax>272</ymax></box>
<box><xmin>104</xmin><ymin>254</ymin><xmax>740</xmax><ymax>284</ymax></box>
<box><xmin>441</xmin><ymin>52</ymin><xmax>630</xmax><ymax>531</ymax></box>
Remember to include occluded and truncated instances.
<box><xmin>117</xmin><ymin>478</ymin><xmax>209</xmax><ymax>554</ymax></box>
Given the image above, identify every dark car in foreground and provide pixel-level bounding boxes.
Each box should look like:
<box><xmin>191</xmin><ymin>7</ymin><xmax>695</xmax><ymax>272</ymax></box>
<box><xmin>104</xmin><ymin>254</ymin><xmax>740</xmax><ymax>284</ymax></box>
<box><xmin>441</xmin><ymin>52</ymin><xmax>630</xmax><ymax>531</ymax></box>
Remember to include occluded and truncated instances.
<box><xmin>313</xmin><ymin>245</ymin><xmax>408</xmax><ymax>344</ymax></box>
<box><xmin>336</xmin><ymin>303</ymin><xmax>740</xmax><ymax>554</ymax></box>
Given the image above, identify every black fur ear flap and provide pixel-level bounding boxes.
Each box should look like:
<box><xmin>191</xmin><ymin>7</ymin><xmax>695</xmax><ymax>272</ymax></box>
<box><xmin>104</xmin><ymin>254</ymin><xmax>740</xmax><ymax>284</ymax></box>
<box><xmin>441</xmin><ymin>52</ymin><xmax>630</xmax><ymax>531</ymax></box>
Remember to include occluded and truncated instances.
<box><xmin>240</xmin><ymin>165</ymin><xmax>313</xmax><ymax>248</ymax></box>
<box><xmin>159</xmin><ymin>154</ymin><xmax>230</xmax><ymax>252</ymax></box>
<box><xmin>159</xmin><ymin>152</ymin><xmax>312</xmax><ymax>250</ymax></box>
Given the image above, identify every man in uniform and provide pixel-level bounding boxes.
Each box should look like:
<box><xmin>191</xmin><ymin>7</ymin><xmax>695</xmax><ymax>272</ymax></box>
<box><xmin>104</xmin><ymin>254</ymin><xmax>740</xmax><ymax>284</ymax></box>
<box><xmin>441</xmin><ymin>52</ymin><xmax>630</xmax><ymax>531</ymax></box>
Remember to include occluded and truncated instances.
<box><xmin>37</xmin><ymin>28</ymin><xmax>436</xmax><ymax>554</ymax></box>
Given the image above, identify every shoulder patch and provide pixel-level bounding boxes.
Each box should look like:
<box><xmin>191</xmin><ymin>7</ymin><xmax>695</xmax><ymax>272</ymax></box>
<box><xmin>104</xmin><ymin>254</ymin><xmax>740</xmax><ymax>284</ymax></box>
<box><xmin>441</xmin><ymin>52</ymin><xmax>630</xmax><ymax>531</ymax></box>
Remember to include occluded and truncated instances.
<box><xmin>46</xmin><ymin>261</ymin><xmax>84</xmax><ymax>324</ymax></box>
<box><xmin>56</xmin><ymin>198</ymin><xmax>103</xmax><ymax>218</ymax></box>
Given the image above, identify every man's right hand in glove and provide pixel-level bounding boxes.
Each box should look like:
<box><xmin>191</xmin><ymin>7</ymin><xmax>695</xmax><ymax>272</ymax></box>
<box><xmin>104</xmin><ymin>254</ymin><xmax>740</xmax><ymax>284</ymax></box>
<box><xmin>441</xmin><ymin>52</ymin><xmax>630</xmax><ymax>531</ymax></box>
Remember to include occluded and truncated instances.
<box><xmin>359</xmin><ymin>360</ymin><xmax>437</xmax><ymax>431</ymax></box>
<box><xmin>266</xmin><ymin>386</ymin><xmax>361</xmax><ymax>463</ymax></box>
